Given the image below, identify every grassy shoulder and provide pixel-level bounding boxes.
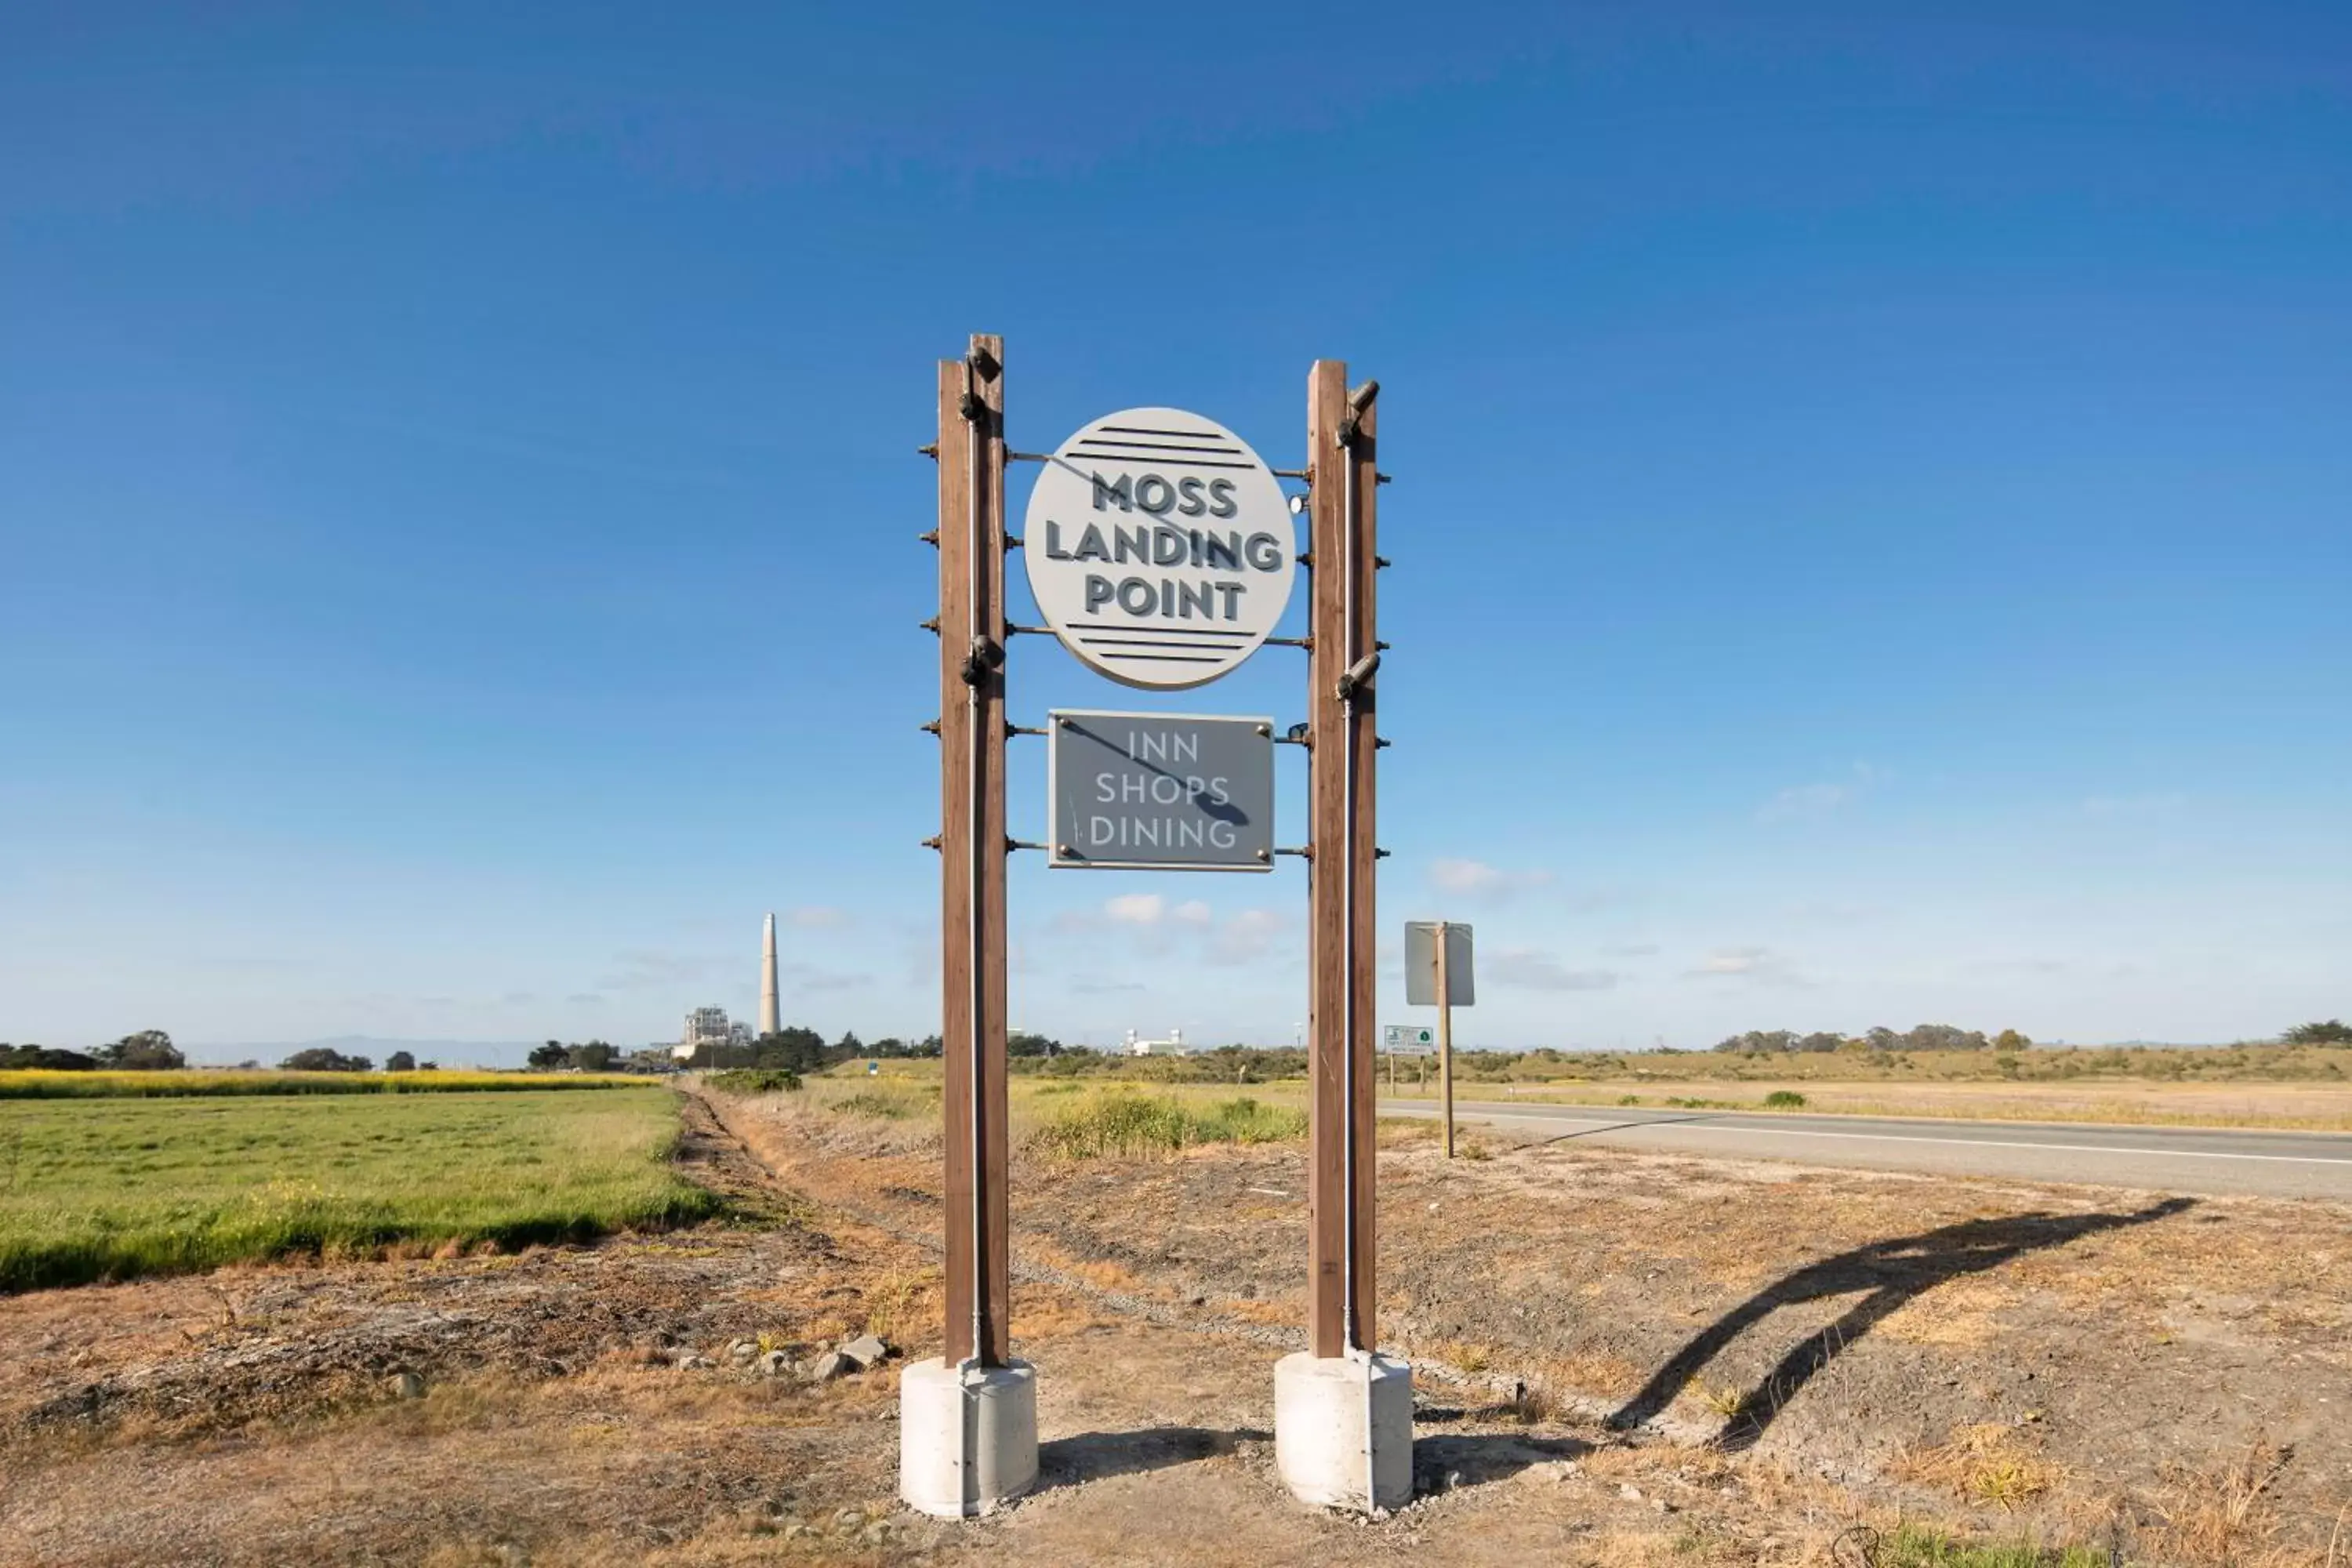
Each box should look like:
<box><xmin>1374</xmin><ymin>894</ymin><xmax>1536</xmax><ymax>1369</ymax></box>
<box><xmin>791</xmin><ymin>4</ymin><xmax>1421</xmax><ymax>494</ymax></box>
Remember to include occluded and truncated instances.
<box><xmin>0</xmin><ymin>1087</ymin><xmax>717</xmax><ymax>1291</ymax></box>
<box><xmin>0</xmin><ymin>1068</ymin><xmax>651</xmax><ymax>1100</ymax></box>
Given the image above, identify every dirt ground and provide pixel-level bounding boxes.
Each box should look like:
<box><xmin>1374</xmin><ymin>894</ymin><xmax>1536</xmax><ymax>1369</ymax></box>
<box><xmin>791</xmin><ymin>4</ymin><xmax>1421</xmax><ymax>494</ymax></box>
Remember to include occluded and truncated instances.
<box><xmin>3</xmin><ymin>1091</ymin><xmax>2347</xmax><ymax>1566</ymax></box>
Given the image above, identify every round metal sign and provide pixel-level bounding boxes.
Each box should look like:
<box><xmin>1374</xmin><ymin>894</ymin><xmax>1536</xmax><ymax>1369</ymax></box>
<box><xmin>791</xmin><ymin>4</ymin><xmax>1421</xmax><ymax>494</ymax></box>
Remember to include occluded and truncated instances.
<box><xmin>1022</xmin><ymin>408</ymin><xmax>1295</xmax><ymax>690</ymax></box>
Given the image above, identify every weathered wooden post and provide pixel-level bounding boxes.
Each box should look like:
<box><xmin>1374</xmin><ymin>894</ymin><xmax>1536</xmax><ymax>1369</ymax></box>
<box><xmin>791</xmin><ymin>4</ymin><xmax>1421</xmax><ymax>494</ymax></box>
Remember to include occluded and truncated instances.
<box><xmin>901</xmin><ymin>333</ymin><xmax>1035</xmax><ymax>1519</ymax></box>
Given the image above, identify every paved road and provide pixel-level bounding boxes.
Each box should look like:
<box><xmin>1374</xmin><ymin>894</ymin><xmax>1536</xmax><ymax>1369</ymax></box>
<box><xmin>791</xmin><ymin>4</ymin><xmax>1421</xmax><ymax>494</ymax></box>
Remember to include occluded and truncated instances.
<box><xmin>1383</xmin><ymin>1098</ymin><xmax>2352</xmax><ymax>1201</ymax></box>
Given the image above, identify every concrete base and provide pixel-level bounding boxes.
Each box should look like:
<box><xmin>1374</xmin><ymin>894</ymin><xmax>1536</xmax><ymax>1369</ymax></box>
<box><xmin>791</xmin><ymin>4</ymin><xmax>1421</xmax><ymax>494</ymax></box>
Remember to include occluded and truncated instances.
<box><xmin>898</xmin><ymin>1357</ymin><xmax>1039</xmax><ymax>1519</ymax></box>
<box><xmin>1273</xmin><ymin>1351</ymin><xmax>1414</xmax><ymax>1512</ymax></box>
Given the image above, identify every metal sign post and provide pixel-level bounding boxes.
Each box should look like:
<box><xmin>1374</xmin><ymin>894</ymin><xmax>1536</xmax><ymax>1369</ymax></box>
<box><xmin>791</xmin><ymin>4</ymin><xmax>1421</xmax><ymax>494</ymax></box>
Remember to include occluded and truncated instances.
<box><xmin>1406</xmin><ymin>921</ymin><xmax>1476</xmax><ymax>1159</ymax></box>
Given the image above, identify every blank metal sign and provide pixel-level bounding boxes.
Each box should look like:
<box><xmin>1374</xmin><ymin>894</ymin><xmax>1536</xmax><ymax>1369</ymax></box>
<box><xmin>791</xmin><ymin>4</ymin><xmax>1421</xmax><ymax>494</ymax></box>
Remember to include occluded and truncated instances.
<box><xmin>1404</xmin><ymin>922</ymin><xmax>1475</xmax><ymax>1007</ymax></box>
<box><xmin>1047</xmin><ymin>710</ymin><xmax>1274</xmax><ymax>872</ymax></box>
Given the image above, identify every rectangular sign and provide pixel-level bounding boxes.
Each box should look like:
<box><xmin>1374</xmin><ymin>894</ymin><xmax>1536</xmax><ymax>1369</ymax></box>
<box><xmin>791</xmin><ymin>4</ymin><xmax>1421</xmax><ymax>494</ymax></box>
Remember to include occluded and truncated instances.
<box><xmin>1382</xmin><ymin>1024</ymin><xmax>1436</xmax><ymax>1053</ymax></box>
<box><xmin>1404</xmin><ymin>921</ymin><xmax>1475</xmax><ymax>1007</ymax></box>
<box><xmin>1047</xmin><ymin>710</ymin><xmax>1274</xmax><ymax>873</ymax></box>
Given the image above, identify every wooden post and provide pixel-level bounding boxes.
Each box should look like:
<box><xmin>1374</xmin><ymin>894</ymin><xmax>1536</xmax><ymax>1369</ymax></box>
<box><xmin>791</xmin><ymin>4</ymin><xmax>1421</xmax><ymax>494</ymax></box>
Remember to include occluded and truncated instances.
<box><xmin>1305</xmin><ymin>361</ymin><xmax>1378</xmax><ymax>1358</ymax></box>
<box><xmin>937</xmin><ymin>333</ymin><xmax>1009</xmax><ymax>1367</ymax></box>
<box><xmin>1437</xmin><ymin>920</ymin><xmax>1456</xmax><ymax>1159</ymax></box>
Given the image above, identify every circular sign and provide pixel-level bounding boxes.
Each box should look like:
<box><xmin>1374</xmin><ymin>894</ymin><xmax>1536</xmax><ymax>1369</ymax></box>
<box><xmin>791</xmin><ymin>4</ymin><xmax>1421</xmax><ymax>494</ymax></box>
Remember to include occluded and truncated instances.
<box><xmin>1022</xmin><ymin>407</ymin><xmax>1295</xmax><ymax>690</ymax></box>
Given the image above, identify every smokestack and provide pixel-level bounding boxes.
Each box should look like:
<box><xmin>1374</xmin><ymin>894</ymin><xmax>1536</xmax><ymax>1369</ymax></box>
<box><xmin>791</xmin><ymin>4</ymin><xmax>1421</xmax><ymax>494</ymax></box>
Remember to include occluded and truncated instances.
<box><xmin>760</xmin><ymin>912</ymin><xmax>780</xmax><ymax>1036</ymax></box>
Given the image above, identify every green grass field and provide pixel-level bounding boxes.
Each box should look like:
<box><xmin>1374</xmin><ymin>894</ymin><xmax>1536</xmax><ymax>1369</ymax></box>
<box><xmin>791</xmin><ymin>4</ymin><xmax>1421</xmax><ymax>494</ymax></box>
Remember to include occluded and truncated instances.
<box><xmin>0</xmin><ymin>1087</ymin><xmax>717</xmax><ymax>1291</ymax></box>
<box><xmin>0</xmin><ymin>1068</ymin><xmax>647</xmax><ymax>1100</ymax></box>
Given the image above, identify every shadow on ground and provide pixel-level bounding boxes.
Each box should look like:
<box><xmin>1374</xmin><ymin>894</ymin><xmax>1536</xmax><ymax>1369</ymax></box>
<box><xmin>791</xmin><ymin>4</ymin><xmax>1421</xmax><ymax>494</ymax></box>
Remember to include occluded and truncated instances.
<box><xmin>1413</xmin><ymin>1432</ymin><xmax>1591</xmax><ymax>1496</ymax></box>
<box><xmin>1036</xmin><ymin>1425</ymin><xmax>1271</xmax><ymax>1490</ymax></box>
<box><xmin>1609</xmin><ymin>1196</ymin><xmax>2196</xmax><ymax>1449</ymax></box>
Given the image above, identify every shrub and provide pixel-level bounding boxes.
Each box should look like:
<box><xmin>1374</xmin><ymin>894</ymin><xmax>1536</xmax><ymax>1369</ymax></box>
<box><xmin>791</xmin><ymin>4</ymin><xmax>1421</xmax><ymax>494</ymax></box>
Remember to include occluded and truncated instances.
<box><xmin>278</xmin><ymin>1047</ymin><xmax>374</xmax><ymax>1073</ymax></box>
<box><xmin>1030</xmin><ymin>1091</ymin><xmax>1306</xmax><ymax>1160</ymax></box>
<box><xmin>834</xmin><ymin>1085</ymin><xmax>936</xmax><ymax>1120</ymax></box>
<box><xmin>706</xmin><ymin>1068</ymin><xmax>802</xmax><ymax>1095</ymax></box>
<box><xmin>1762</xmin><ymin>1090</ymin><xmax>1807</xmax><ymax>1109</ymax></box>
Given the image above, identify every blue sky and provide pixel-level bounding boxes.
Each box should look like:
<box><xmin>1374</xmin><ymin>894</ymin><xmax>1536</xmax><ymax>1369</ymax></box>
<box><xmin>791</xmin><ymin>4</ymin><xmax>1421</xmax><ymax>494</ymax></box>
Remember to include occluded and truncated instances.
<box><xmin>4</xmin><ymin>3</ymin><xmax>2347</xmax><ymax>1058</ymax></box>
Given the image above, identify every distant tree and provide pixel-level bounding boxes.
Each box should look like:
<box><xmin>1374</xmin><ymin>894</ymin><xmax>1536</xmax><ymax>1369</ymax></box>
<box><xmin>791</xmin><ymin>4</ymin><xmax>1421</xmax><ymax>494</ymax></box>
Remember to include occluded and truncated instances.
<box><xmin>1901</xmin><ymin>1023</ymin><xmax>1990</xmax><ymax>1052</ymax></box>
<box><xmin>1008</xmin><ymin>1031</ymin><xmax>1062</xmax><ymax>1058</ymax></box>
<box><xmin>96</xmin><ymin>1029</ymin><xmax>184</xmax><ymax>1070</ymax></box>
<box><xmin>280</xmin><ymin>1047</ymin><xmax>372</xmax><ymax>1072</ymax></box>
<box><xmin>2285</xmin><ymin>1019</ymin><xmax>2352</xmax><ymax>1046</ymax></box>
<box><xmin>1864</xmin><ymin>1027</ymin><xmax>1900</xmax><ymax>1051</ymax></box>
<box><xmin>384</xmin><ymin>1051</ymin><xmax>418</xmax><ymax>1073</ymax></box>
<box><xmin>837</xmin><ymin>1030</ymin><xmax>865</xmax><ymax>1056</ymax></box>
<box><xmin>527</xmin><ymin>1042</ymin><xmax>571</xmax><ymax>1070</ymax></box>
<box><xmin>869</xmin><ymin>1036</ymin><xmax>909</xmax><ymax>1058</ymax></box>
<box><xmin>1993</xmin><ymin>1029</ymin><xmax>2033</xmax><ymax>1053</ymax></box>
<box><xmin>571</xmin><ymin>1040</ymin><xmax>616</xmax><ymax>1072</ymax></box>
<box><xmin>0</xmin><ymin>1043</ymin><xmax>100</xmax><ymax>1070</ymax></box>
<box><xmin>418</xmin><ymin>1060</ymin><xmax>441</xmax><ymax>1072</ymax></box>
<box><xmin>1794</xmin><ymin>1032</ymin><xmax>1845</xmax><ymax>1054</ymax></box>
<box><xmin>913</xmin><ymin>1033</ymin><xmax>944</xmax><ymax>1059</ymax></box>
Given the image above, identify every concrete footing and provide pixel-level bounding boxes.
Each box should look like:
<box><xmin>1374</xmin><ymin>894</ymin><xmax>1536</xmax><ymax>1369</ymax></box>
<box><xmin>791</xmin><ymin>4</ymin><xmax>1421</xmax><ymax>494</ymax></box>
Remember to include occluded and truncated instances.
<box><xmin>898</xmin><ymin>1357</ymin><xmax>1039</xmax><ymax>1519</ymax></box>
<box><xmin>1273</xmin><ymin>1351</ymin><xmax>1414</xmax><ymax>1512</ymax></box>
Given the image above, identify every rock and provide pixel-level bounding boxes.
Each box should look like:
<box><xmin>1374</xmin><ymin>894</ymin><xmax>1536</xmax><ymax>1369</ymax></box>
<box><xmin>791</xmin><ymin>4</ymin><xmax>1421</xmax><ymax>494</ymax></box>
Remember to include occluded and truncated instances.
<box><xmin>840</xmin><ymin>1334</ymin><xmax>891</xmax><ymax>1370</ymax></box>
<box><xmin>758</xmin><ymin>1350</ymin><xmax>793</xmax><ymax>1377</ymax></box>
<box><xmin>805</xmin><ymin>1351</ymin><xmax>853</xmax><ymax>1383</ymax></box>
<box><xmin>674</xmin><ymin>1353</ymin><xmax>715</xmax><ymax>1371</ymax></box>
<box><xmin>1617</xmin><ymin>1483</ymin><xmax>1643</xmax><ymax>1503</ymax></box>
<box><xmin>728</xmin><ymin>1340</ymin><xmax>758</xmax><ymax>1362</ymax></box>
<box><xmin>390</xmin><ymin>1370</ymin><xmax>426</xmax><ymax>1400</ymax></box>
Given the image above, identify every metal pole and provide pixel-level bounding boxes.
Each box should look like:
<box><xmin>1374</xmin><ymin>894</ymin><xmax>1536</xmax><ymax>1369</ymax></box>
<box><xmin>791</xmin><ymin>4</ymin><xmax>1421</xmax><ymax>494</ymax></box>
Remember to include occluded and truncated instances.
<box><xmin>1437</xmin><ymin>920</ymin><xmax>1455</xmax><ymax>1160</ymax></box>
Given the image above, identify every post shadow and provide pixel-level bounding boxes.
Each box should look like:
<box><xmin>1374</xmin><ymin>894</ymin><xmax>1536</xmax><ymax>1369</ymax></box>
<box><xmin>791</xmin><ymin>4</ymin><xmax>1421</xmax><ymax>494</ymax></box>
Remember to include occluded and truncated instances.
<box><xmin>1609</xmin><ymin>1196</ymin><xmax>2195</xmax><ymax>1450</ymax></box>
<box><xmin>1033</xmin><ymin>1425</ymin><xmax>1271</xmax><ymax>1491</ymax></box>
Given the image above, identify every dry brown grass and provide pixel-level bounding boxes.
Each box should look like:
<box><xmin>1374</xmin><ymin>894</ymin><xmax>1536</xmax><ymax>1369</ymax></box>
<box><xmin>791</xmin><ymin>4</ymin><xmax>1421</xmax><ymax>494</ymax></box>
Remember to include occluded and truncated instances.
<box><xmin>2145</xmin><ymin>1441</ymin><xmax>2299</xmax><ymax>1566</ymax></box>
<box><xmin>1896</xmin><ymin>1422</ymin><xmax>2064</xmax><ymax>1511</ymax></box>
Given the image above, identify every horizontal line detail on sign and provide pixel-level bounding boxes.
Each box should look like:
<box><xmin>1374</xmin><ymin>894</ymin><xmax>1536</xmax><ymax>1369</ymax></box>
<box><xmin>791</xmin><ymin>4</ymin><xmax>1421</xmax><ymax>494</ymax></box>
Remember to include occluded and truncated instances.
<box><xmin>1076</xmin><ymin>638</ymin><xmax>1247</xmax><ymax>654</ymax></box>
<box><xmin>1065</xmin><ymin>452</ymin><xmax>1260</xmax><ymax>471</ymax></box>
<box><xmin>1076</xmin><ymin>438</ymin><xmax>1245</xmax><ymax>457</ymax></box>
<box><xmin>1095</xmin><ymin>424</ymin><xmax>1230</xmax><ymax>441</ymax></box>
<box><xmin>1069</xmin><ymin>621</ymin><xmax>1251</xmax><ymax>637</ymax></box>
<box><xmin>1092</xmin><ymin>652</ymin><xmax>1228</xmax><ymax>664</ymax></box>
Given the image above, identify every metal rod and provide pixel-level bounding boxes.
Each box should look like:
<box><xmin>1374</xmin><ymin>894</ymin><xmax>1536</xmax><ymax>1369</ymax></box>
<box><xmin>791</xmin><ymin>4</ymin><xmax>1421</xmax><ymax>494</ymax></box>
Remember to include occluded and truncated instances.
<box><xmin>1339</xmin><ymin>412</ymin><xmax>1363</xmax><ymax>1360</ymax></box>
<box><xmin>1438</xmin><ymin>920</ymin><xmax>1455</xmax><ymax>1160</ymax></box>
<box><xmin>962</xmin><ymin>355</ymin><xmax>986</xmax><ymax>1377</ymax></box>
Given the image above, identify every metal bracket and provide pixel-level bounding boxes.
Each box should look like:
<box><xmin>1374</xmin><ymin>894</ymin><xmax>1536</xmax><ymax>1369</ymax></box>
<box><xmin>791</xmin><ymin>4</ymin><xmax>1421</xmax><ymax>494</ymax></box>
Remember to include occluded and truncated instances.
<box><xmin>920</xmin><ymin>616</ymin><xmax>940</xmax><ymax>634</ymax></box>
<box><xmin>1334</xmin><ymin>651</ymin><xmax>1381</xmax><ymax>702</ymax></box>
<box><xmin>1276</xmin><ymin>845</ymin><xmax>1314</xmax><ymax>859</ymax></box>
<box><xmin>918</xmin><ymin>529</ymin><xmax>940</xmax><ymax>546</ymax></box>
<box><xmin>1336</xmin><ymin>379</ymin><xmax>1380</xmax><ymax>447</ymax></box>
<box><xmin>1007</xmin><ymin>622</ymin><xmax>1051</xmax><ymax>637</ymax></box>
<box><xmin>918</xmin><ymin>443</ymin><xmax>939</xmax><ymax>459</ymax></box>
<box><xmin>1264</xmin><ymin>634</ymin><xmax>1313</xmax><ymax>650</ymax></box>
<box><xmin>1008</xmin><ymin>723</ymin><xmax>1048</xmax><ymax>739</ymax></box>
<box><xmin>960</xmin><ymin>635</ymin><xmax>1004</xmax><ymax>686</ymax></box>
<box><xmin>1008</xmin><ymin>838</ymin><xmax>1045</xmax><ymax>853</ymax></box>
<box><xmin>921</xmin><ymin>719</ymin><xmax>941</xmax><ymax>735</ymax></box>
<box><xmin>921</xmin><ymin>835</ymin><xmax>942</xmax><ymax>851</ymax></box>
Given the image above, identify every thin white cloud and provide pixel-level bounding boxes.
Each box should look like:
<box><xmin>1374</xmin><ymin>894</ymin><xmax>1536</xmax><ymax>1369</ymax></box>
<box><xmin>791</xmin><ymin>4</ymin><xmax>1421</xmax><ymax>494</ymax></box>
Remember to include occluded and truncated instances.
<box><xmin>1757</xmin><ymin>763</ymin><xmax>1886</xmax><ymax>823</ymax></box>
<box><xmin>1209</xmin><ymin>908</ymin><xmax>1288</xmax><ymax>967</ymax></box>
<box><xmin>1104</xmin><ymin>893</ymin><xmax>1165</xmax><ymax>925</ymax></box>
<box><xmin>1488</xmin><ymin>949</ymin><xmax>1619</xmax><ymax>992</ymax></box>
<box><xmin>1684</xmin><ymin>946</ymin><xmax>1810</xmax><ymax>988</ymax></box>
<box><xmin>1428</xmin><ymin>858</ymin><xmax>1554</xmax><ymax>898</ymax></box>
